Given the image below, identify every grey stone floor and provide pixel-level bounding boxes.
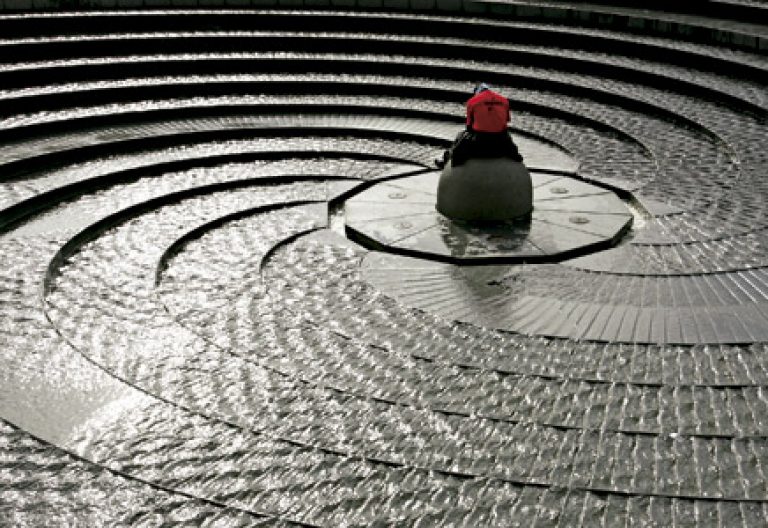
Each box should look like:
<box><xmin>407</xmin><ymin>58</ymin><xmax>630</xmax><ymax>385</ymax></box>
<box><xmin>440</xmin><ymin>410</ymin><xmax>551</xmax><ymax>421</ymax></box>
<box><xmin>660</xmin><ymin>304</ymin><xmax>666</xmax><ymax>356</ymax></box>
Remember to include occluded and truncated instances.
<box><xmin>1</xmin><ymin>6</ymin><xmax>768</xmax><ymax>527</ymax></box>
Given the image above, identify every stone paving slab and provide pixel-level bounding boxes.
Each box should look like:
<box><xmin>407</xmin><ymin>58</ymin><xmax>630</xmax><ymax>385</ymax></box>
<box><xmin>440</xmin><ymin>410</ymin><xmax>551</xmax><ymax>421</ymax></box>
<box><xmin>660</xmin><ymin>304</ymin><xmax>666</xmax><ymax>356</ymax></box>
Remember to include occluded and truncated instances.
<box><xmin>345</xmin><ymin>171</ymin><xmax>632</xmax><ymax>262</ymax></box>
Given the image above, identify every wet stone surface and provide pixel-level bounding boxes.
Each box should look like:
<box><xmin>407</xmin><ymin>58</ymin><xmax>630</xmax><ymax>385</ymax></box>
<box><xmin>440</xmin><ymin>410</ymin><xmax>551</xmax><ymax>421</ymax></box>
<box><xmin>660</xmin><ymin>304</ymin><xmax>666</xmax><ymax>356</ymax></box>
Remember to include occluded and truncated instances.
<box><xmin>0</xmin><ymin>6</ymin><xmax>768</xmax><ymax>527</ymax></box>
<box><xmin>344</xmin><ymin>171</ymin><xmax>633</xmax><ymax>263</ymax></box>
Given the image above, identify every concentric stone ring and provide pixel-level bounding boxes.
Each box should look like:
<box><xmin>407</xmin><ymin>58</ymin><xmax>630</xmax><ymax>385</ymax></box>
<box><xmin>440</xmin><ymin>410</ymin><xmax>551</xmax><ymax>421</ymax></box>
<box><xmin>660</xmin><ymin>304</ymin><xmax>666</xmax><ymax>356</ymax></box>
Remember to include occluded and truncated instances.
<box><xmin>1</xmin><ymin>3</ymin><xmax>767</xmax><ymax>526</ymax></box>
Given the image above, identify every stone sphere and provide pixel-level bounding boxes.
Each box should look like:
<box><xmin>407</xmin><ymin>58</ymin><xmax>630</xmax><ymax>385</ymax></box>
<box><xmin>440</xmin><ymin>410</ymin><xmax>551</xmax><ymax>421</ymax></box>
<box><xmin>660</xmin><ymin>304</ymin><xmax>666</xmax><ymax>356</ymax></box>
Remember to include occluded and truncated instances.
<box><xmin>436</xmin><ymin>158</ymin><xmax>533</xmax><ymax>222</ymax></box>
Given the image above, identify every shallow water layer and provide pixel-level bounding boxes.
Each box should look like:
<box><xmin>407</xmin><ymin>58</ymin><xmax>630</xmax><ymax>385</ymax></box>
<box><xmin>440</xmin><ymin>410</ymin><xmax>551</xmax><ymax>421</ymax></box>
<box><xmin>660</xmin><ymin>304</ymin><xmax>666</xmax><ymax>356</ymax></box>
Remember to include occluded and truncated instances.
<box><xmin>1</xmin><ymin>7</ymin><xmax>768</xmax><ymax>525</ymax></box>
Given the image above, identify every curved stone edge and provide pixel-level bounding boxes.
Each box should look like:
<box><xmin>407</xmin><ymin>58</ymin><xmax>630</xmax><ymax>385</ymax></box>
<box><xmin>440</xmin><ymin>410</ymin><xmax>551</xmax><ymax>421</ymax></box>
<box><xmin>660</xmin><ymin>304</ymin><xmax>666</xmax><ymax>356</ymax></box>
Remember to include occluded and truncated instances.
<box><xmin>42</xmin><ymin>176</ymin><xmax>333</xmax><ymax>294</ymax></box>
<box><xmin>0</xmin><ymin>5</ymin><xmax>763</xmax><ymax>55</ymax></box>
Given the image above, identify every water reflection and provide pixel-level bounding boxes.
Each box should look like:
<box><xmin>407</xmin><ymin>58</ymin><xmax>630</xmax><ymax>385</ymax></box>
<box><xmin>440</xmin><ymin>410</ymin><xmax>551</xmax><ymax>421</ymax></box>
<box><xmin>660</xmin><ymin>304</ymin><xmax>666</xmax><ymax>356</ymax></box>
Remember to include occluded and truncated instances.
<box><xmin>439</xmin><ymin>215</ymin><xmax>532</xmax><ymax>258</ymax></box>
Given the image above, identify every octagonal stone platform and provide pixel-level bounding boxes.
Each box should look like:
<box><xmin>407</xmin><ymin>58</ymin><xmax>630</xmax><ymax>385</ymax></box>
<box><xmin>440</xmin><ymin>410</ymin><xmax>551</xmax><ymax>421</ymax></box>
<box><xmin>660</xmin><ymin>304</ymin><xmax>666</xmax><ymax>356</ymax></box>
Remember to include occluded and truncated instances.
<box><xmin>344</xmin><ymin>171</ymin><xmax>633</xmax><ymax>263</ymax></box>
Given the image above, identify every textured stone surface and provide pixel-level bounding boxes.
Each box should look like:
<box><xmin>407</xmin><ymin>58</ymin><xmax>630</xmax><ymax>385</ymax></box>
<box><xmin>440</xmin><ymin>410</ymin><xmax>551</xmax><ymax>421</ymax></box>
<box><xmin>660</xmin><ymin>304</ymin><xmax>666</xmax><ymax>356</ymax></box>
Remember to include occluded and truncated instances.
<box><xmin>0</xmin><ymin>6</ymin><xmax>766</xmax><ymax>526</ymax></box>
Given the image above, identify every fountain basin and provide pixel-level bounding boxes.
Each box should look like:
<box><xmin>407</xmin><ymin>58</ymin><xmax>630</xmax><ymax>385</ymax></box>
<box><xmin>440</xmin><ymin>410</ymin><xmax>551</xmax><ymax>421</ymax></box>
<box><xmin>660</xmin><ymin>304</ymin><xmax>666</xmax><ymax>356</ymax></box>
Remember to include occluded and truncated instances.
<box><xmin>344</xmin><ymin>171</ymin><xmax>633</xmax><ymax>263</ymax></box>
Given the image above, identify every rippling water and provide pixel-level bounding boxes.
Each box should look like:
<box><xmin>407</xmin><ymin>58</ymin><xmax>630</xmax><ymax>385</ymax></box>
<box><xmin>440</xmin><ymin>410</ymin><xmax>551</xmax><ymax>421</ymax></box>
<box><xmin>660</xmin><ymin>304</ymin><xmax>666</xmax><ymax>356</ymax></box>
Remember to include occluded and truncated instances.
<box><xmin>2</xmin><ymin>7</ymin><xmax>768</xmax><ymax>525</ymax></box>
<box><xmin>4</xmin><ymin>159</ymin><xmax>768</xmax><ymax>524</ymax></box>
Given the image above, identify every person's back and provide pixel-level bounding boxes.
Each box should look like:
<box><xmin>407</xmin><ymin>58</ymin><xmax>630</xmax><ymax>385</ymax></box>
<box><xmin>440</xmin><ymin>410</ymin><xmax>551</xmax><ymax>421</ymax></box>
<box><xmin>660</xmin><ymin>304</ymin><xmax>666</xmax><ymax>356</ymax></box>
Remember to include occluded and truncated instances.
<box><xmin>466</xmin><ymin>87</ymin><xmax>510</xmax><ymax>133</ymax></box>
<box><xmin>435</xmin><ymin>83</ymin><xmax>521</xmax><ymax>168</ymax></box>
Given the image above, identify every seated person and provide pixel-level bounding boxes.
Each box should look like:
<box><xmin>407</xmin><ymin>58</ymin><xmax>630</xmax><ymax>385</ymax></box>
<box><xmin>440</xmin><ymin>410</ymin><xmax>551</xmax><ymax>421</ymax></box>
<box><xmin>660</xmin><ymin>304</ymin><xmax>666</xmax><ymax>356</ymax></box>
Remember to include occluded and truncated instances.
<box><xmin>436</xmin><ymin>83</ymin><xmax>523</xmax><ymax>168</ymax></box>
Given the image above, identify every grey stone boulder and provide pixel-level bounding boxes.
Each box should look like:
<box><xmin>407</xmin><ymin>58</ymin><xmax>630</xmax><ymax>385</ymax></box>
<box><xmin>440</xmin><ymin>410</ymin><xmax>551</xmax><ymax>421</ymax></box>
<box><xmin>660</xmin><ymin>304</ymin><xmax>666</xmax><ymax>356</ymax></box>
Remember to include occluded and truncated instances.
<box><xmin>436</xmin><ymin>158</ymin><xmax>533</xmax><ymax>221</ymax></box>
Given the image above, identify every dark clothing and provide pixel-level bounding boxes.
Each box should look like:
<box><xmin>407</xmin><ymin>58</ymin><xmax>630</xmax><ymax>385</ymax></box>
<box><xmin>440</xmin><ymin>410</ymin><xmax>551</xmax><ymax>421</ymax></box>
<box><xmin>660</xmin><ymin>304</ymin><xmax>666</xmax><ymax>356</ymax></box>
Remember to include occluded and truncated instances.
<box><xmin>435</xmin><ymin>88</ymin><xmax>522</xmax><ymax>169</ymax></box>
<box><xmin>448</xmin><ymin>129</ymin><xmax>524</xmax><ymax>167</ymax></box>
<box><xmin>465</xmin><ymin>90</ymin><xmax>510</xmax><ymax>133</ymax></box>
